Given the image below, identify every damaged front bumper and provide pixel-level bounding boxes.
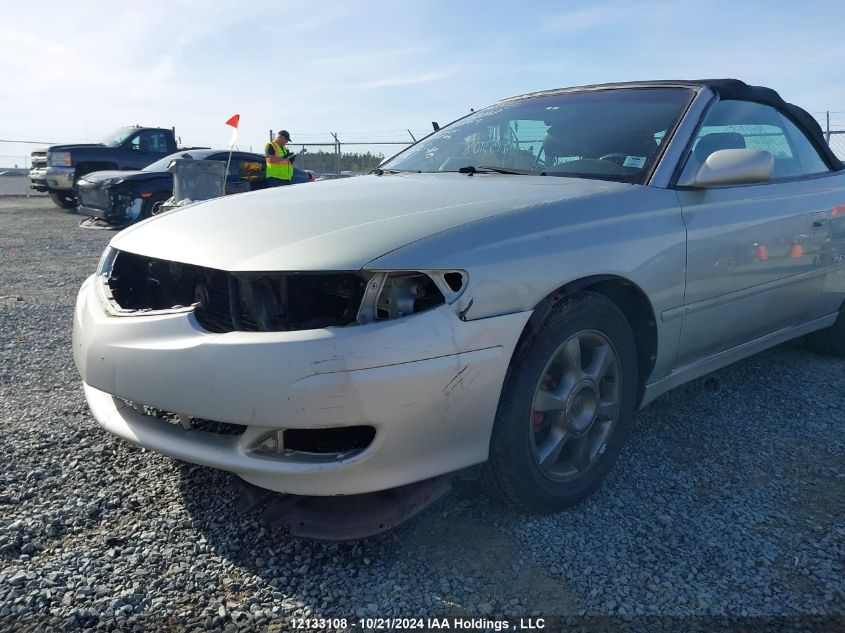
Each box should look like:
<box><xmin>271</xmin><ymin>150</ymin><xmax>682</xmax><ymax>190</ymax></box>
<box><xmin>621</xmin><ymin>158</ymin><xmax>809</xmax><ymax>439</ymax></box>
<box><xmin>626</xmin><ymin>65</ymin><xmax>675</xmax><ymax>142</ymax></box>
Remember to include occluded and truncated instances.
<box><xmin>77</xmin><ymin>184</ymin><xmax>144</xmax><ymax>225</ymax></box>
<box><xmin>73</xmin><ymin>274</ymin><xmax>529</xmax><ymax>496</ymax></box>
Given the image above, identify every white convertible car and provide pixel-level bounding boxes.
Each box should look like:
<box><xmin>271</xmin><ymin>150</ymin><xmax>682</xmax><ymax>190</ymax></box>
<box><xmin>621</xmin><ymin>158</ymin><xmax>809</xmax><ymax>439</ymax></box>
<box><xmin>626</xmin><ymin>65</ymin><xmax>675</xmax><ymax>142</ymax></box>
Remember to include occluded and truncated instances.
<box><xmin>73</xmin><ymin>80</ymin><xmax>845</xmax><ymax>532</ymax></box>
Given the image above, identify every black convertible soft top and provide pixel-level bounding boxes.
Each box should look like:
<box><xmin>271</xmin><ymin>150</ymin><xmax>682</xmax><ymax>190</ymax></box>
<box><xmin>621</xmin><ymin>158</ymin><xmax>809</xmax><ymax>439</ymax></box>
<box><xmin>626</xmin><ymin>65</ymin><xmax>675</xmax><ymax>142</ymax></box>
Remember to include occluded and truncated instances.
<box><xmin>508</xmin><ymin>79</ymin><xmax>843</xmax><ymax>171</ymax></box>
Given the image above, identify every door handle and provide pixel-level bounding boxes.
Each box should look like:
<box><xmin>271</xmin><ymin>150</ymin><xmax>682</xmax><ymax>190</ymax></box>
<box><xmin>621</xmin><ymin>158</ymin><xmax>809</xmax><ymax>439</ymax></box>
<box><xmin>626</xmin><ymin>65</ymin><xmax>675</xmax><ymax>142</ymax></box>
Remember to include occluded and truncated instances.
<box><xmin>812</xmin><ymin>212</ymin><xmax>827</xmax><ymax>230</ymax></box>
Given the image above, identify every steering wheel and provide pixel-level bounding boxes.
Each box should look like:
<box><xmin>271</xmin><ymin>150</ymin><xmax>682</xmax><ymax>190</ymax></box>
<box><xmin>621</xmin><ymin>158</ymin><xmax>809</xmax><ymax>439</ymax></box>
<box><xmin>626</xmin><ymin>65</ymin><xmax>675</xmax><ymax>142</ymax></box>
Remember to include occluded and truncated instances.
<box><xmin>598</xmin><ymin>153</ymin><xmax>630</xmax><ymax>166</ymax></box>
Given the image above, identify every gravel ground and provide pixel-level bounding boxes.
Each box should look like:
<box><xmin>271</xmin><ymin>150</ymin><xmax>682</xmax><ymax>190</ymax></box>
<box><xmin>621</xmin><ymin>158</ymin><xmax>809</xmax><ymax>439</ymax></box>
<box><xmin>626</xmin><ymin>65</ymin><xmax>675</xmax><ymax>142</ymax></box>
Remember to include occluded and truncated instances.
<box><xmin>0</xmin><ymin>198</ymin><xmax>843</xmax><ymax>631</ymax></box>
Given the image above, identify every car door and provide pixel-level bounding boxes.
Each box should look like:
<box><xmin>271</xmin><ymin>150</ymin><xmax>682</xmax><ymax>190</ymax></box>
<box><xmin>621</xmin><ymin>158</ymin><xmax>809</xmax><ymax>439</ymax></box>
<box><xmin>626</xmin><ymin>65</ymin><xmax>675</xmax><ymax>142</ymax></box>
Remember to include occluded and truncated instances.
<box><xmin>674</xmin><ymin>99</ymin><xmax>840</xmax><ymax>366</ymax></box>
<box><xmin>208</xmin><ymin>153</ymin><xmax>265</xmax><ymax>194</ymax></box>
<box><xmin>124</xmin><ymin>131</ymin><xmax>170</xmax><ymax>169</ymax></box>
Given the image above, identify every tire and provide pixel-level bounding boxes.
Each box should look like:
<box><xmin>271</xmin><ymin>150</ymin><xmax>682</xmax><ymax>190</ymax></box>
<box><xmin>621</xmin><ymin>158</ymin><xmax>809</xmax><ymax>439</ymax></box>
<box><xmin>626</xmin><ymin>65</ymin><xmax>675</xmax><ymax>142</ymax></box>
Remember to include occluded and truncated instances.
<box><xmin>483</xmin><ymin>291</ymin><xmax>638</xmax><ymax>512</ymax></box>
<box><xmin>49</xmin><ymin>192</ymin><xmax>76</xmax><ymax>210</ymax></box>
<box><xmin>805</xmin><ymin>303</ymin><xmax>845</xmax><ymax>357</ymax></box>
<box><xmin>140</xmin><ymin>193</ymin><xmax>170</xmax><ymax>220</ymax></box>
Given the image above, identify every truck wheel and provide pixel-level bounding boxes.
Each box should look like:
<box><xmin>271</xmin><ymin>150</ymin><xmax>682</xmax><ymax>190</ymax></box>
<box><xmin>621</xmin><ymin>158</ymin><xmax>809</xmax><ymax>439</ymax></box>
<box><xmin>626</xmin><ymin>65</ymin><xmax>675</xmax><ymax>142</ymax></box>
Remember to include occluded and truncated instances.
<box><xmin>49</xmin><ymin>192</ymin><xmax>76</xmax><ymax>210</ymax></box>
<box><xmin>805</xmin><ymin>302</ymin><xmax>845</xmax><ymax>357</ymax></box>
<box><xmin>483</xmin><ymin>292</ymin><xmax>638</xmax><ymax>512</ymax></box>
<box><xmin>141</xmin><ymin>193</ymin><xmax>170</xmax><ymax>219</ymax></box>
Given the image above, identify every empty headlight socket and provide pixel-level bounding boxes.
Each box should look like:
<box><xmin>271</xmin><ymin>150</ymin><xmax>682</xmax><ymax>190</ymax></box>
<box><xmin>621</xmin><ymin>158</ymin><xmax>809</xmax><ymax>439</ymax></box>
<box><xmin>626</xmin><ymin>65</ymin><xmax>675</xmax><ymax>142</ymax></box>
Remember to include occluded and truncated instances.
<box><xmin>356</xmin><ymin>270</ymin><xmax>466</xmax><ymax>324</ymax></box>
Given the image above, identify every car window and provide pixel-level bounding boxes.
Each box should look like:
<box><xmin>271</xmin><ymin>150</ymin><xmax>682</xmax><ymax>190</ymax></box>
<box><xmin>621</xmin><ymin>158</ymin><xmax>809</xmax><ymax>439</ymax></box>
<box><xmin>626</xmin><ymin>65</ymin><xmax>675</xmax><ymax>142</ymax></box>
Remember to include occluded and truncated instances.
<box><xmin>240</xmin><ymin>159</ymin><xmax>264</xmax><ymax>181</ymax></box>
<box><xmin>683</xmin><ymin>100</ymin><xmax>829</xmax><ymax>182</ymax></box>
<box><xmin>101</xmin><ymin>127</ymin><xmax>136</xmax><ymax>147</ymax></box>
<box><xmin>778</xmin><ymin>113</ymin><xmax>830</xmax><ymax>175</ymax></box>
<box><xmin>144</xmin><ymin>132</ymin><xmax>169</xmax><ymax>153</ymax></box>
<box><xmin>142</xmin><ymin>151</ymin><xmax>205</xmax><ymax>171</ymax></box>
<box><xmin>128</xmin><ymin>132</ymin><xmax>168</xmax><ymax>153</ymax></box>
<box><xmin>382</xmin><ymin>87</ymin><xmax>695</xmax><ymax>184</ymax></box>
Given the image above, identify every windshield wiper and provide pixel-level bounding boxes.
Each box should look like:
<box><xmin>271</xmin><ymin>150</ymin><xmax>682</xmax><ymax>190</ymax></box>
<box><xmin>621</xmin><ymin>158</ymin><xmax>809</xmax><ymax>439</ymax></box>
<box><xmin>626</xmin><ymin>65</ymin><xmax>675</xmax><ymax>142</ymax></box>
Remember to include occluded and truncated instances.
<box><xmin>372</xmin><ymin>168</ymin><xmax>419</xmax><ymax>176</ymax></box>
<box><xmin>458</xmin><ymin>165</ymin><xmax>542</xmax><ymax>176</ymax></box>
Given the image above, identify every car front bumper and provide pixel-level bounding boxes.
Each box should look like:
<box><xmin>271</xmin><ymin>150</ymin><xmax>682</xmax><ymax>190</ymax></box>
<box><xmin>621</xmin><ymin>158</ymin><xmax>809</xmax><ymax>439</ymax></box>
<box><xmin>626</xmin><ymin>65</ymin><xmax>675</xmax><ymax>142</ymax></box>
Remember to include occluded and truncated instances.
<box><xmin>29</xmin><ymin>168</ymin><xmax>49</xmax><ymax>191</ymax></box>
<box><xmin>77</xmin><ymin>186</ymin><xmax>143</xmax><ymax>224</ymax></box>
<box><xmin>44</xmin><ymin>166</ymin><xmax>76</xmax><ymax>191</ymax></box>
<box><xmin>73</xmin><ymin>274</ymin><xmax>530</xmax><ymax>495</ymax></box>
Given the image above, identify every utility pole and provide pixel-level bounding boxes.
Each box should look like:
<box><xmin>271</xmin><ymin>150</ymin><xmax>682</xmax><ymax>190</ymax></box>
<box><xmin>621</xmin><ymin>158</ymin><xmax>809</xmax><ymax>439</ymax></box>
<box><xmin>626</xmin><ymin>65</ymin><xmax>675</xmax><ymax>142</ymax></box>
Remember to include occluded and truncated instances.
<box><xmin>407</xmin><ymin>129</ymin><xmax>416</xmax><ymax>142</ymax></box>
<box><xmin>826</xmin><ymin>111</ymin><xmax>831</xmax><ymax>143</ymax></box>
<box><xmin>331</xmin><ymin>132</ymin><xmax>340</xmax><ymax>175</ymax></box>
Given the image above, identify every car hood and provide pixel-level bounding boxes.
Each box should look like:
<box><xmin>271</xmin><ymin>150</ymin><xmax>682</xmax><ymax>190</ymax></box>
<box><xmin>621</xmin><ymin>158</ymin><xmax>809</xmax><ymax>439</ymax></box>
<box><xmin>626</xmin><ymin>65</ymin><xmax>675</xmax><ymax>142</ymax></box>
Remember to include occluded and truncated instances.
<box><xmin>47</xmin><ymin>144</ymin><xmax>106</xmax><ymax>152</ymax></box>
<box><xmin>111</xmin><ymin>173</ymin><xmax>630</xmax><ymax>271</ymax></box>
<box><xmin>81</xmin><ymin>170</ymin><xmax>159</xmax><ymax>185</ymax></box>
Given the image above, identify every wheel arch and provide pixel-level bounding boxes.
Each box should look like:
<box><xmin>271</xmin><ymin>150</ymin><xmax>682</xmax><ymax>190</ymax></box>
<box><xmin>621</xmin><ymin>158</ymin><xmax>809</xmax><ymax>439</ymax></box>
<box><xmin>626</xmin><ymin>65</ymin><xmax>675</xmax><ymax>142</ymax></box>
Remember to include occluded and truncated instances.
<box><xmin>512</xmin><ymin>275</ymin><xmax>658</xmax><ymax>408</ymax></box>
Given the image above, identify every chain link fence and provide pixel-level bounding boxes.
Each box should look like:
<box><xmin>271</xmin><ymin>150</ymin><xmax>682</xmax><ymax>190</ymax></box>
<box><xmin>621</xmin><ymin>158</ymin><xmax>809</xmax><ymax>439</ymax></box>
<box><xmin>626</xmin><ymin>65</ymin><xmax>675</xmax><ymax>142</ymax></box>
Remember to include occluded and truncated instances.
<box><xmin>0</xmin><ymin>138</ymin><xmax>49</xmax><ymax>170</ymax></box>
<box><xmin>827</xmin><ymin>131</ymin><xmax>845</xmax><ymax>161</ymax></box>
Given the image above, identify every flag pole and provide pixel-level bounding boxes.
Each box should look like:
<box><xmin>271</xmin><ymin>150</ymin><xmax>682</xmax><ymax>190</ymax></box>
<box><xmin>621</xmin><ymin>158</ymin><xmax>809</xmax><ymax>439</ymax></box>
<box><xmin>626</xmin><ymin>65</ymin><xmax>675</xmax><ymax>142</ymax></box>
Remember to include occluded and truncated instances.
<box><xmin>223</xmin><ymin>114</ymin><xmax>240</xmax><ymax>196</ymax></box>
<box><xmin>223</xmin><ymin>148</ymin><xmax>233</xmax><ymax>196</ymax></box>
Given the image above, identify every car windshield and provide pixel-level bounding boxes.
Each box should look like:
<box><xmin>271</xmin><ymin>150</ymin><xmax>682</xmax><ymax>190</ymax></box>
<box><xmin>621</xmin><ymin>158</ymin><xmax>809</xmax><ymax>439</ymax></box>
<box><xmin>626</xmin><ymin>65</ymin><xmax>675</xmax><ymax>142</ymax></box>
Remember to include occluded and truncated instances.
<box><xmin>382</xmin><ymin>87</ymin><xmax>695</xmax><ymax>183</ymax></box>
<box><xmin>100</xmin><ymin>127</ymin><xmax>139</xmax><ymax>147</ymax></box>
<box><xmin>142</xmin><ymin>151</ymin><xmax>206</xmax><ymax>172</ymax></box>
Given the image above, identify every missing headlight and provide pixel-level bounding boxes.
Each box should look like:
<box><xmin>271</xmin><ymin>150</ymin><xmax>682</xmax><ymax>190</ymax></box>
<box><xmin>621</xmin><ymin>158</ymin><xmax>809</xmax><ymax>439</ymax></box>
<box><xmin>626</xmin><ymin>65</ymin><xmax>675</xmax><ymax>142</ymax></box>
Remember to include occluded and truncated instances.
<box><xmin>356</xmin><ymin>270</ymin><xmax>467</xmax><ymax>324</ymax></box>
<box><xmin>375</xmin><ymin>272</ymin><xmax>443</xmax><ymax>320</ymax></box>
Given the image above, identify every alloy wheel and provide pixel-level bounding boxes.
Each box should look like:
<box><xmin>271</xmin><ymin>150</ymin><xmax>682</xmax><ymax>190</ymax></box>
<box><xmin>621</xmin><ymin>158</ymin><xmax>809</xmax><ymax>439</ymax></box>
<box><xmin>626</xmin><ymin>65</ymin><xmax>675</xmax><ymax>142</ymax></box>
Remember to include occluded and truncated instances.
<box><xmin>530</xmin><ymin>330</ymin><xmax>621</xmax><ymax>481</ymax></box>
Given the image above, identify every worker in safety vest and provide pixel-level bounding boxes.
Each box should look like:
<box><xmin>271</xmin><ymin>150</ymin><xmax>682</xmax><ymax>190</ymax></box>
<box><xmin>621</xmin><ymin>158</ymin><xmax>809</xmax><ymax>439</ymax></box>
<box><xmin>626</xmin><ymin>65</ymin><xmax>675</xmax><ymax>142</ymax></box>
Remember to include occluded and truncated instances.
<box><xmin>265</xmin><ymin>130</ymin><xmax>295</xmax><ymax>186</ymax></box>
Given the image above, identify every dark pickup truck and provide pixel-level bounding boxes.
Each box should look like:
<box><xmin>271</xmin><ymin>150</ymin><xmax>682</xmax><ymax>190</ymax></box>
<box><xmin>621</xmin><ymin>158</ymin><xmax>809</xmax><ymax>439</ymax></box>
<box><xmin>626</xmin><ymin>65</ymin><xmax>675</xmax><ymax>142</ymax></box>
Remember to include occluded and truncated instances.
<box><xmin>29</xmin><ymin>126</ymin><xmax>179</xmax><ymax>209</ymax></box>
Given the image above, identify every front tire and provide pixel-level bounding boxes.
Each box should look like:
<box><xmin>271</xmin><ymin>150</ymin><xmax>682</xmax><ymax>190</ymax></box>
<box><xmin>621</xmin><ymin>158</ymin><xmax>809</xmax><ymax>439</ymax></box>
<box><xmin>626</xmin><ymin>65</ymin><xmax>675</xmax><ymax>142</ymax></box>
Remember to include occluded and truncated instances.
<box><xmin>49</xmin><ymin>192</ymin><xmax>76</xmax><ymax>210</ymax></box>
<box><xmin>140</xmin><ymin>193</ymin><xmax>170</xmax><ymax>220</ymax></box>
<box><xmin>805</xmin><ymin>302</ymin><xmax>845</xmax><ymax>357</ymax></box>
<box><xmin>483</xmin><ymin>292</ymin><xmax>638</xmax><ymax>512</ymax></box>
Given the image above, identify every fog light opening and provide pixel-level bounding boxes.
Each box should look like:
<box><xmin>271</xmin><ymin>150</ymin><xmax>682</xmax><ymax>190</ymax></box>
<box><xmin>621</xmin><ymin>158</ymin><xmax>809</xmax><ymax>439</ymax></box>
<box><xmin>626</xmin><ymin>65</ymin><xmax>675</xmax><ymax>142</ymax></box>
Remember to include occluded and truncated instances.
<box><xmin>251</xmin><ymin>426</ymin><xmax>376</xmax><ymax>461</ymax></box>
<box><xmin>284</xmin><ymin>426</ymin><xmax>376</xmax><ymax>454</ymax></box>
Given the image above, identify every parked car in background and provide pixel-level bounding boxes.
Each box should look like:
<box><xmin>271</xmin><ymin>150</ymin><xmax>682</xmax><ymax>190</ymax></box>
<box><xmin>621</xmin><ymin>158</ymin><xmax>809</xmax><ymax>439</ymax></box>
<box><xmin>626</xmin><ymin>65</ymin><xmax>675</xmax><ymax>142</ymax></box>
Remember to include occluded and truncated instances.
<box><xmin>77</xmin><ymin>149</ymin><xmax>315</xmax><ymax>226</ymax></box>
<box><xmin>30</xmin><ymin>126</ymin><xmax>181</xmax><ymax>210</ymax></box>
<box><xmin>73</xmin><ymin>80</ymin><xmax>845</xmax><ymax>534</ymax></box>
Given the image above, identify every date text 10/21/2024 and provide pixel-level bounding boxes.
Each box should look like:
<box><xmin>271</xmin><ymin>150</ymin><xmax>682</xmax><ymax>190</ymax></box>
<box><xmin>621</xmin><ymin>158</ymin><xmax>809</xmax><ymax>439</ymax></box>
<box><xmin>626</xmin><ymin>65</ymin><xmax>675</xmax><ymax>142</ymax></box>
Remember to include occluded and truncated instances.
<box><xmin>290</xmin><ymin>617</ymin><xmax>546</xmax><ymax>630</ymax></box>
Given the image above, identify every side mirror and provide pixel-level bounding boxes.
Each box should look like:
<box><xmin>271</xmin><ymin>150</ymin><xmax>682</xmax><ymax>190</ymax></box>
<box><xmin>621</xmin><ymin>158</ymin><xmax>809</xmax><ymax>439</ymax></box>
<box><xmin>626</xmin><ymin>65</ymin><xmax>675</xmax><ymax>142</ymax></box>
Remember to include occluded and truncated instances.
<box><xmin>678</xmin><ymin>148</ymin><xmax>773</xmax><ymax>188</ymax></box>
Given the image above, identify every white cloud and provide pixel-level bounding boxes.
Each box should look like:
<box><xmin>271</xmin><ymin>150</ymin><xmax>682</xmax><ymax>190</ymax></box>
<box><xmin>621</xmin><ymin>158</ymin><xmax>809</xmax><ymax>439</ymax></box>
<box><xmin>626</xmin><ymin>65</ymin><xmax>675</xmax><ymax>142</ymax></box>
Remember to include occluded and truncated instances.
<box><xmin>359</xmin><ymin>70</ymin><xmax>453</xmax><ymax>89</ymax></box>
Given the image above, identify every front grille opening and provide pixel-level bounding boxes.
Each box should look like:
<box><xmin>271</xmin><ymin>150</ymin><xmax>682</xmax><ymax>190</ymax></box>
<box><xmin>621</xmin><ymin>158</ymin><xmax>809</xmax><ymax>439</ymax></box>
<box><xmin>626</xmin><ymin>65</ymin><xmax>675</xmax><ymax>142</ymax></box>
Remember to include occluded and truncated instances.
<box><xmin>283</xmin><ymin>426</ymin><xmax>375</xmax><ymax>454</ymax></box>
<box><xmin>122</xmin><ymin>400</ymin><xmax>246</xmax><ymax>436</ymax></box>
<box><xmin>109</xmin><ymin>251</ymin><xmax>201</xmax><ymax>311</ymax></box>
<box><xmin>105</xmin><ymin>251</ymin><xmax>364</xmax><ymax>332</ymax></box>
<box><xmin>190</xmin><ymin>419</ymin><xmax>247</xmax><ymax>436</ymax></box>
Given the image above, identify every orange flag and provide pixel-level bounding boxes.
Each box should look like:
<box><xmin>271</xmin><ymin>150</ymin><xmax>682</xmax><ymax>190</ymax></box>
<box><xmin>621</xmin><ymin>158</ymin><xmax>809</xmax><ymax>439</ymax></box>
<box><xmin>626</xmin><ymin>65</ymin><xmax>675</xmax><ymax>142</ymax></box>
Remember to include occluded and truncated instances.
<box><xmin>225</xmin><ymin>114</ymin><xmax>240</xmax><ymax>148</ymax></box>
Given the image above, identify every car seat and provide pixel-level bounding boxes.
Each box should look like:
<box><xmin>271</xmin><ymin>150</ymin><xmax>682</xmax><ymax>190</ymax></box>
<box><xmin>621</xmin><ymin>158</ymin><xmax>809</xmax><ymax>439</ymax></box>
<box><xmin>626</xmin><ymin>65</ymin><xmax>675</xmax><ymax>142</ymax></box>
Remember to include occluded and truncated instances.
<box><xmin>693</xmin><ymin>132</ymin><xmax>746</xmax><ymax>162</ymax></box>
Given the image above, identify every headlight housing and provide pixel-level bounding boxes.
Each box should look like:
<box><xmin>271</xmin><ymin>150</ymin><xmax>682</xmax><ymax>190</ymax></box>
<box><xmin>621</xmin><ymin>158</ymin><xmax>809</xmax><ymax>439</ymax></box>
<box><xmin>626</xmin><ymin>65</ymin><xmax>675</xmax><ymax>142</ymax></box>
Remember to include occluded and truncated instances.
<box><xmin>49</xmin><ymin>151</ymin><xmax>72</xmax><ymax>167</ymax></box>
<box><xmin>357</xmin><ymin>270</ymin><xmax>466</xmax><ymax>324</ymax></box>
<box><xmin>96</xmin><ymin>246</ymin><xmax>117</xmax><ymax>276</ymax></box>
<box><xmin>93</xmin><ymin>248</ymin><xmax>468</xmax><ymax>331</ymax></box>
